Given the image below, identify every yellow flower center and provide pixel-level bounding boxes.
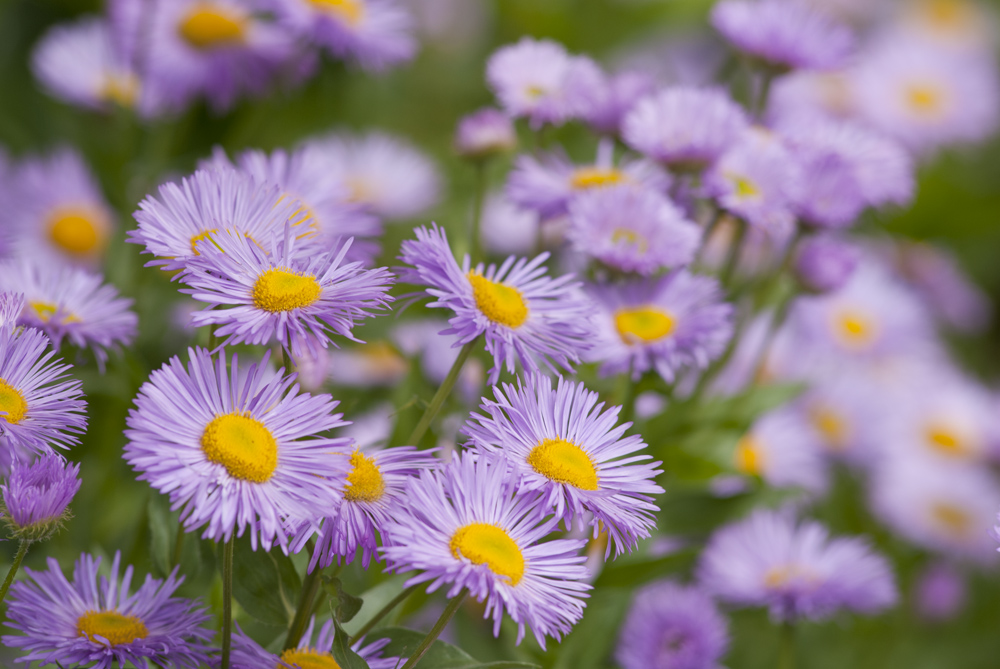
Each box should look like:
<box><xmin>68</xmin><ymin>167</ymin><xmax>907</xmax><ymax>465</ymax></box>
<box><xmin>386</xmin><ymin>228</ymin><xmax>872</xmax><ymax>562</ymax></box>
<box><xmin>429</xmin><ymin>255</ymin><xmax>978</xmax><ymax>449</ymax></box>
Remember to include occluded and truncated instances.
<box><xmin>734</xmin><ymin>435</ymin><xmax>764</xmax><ymax>476</ymax></box>
<box><xmin>279</xmin><ymin>648</ymin><xmax>341</xmax><ymax>669</ymax></box>
<box><xmin>925</xmin><ymin>424</ymin><xmax>969</xmax><ymax>457</ymax></box>
<box><xmin>526</xmin><ymin>438</ymin><xmax>599</xmax><ymax>490</ymax></box>
<box><xmin>610</xmin><ymin>228</ymin><xmax>648</xmax><ymax>253</ymax></box>
<box><xmin>808</xmin><ymin>406</ymin><xmax>848</xmax><ymax>451</ymax></box>
<box><xmin>467</xmin><ymin>272</ymin><xmax>529</xmax><ymax>328</ymax></box>
<box><xmin>76</xmin><ymin>610</ymin><xmax>149</xmax><ymax>646</ymax></box>
<box><xmin>252</xmin><ymin>268</ymin><xmax>322</xmax><ymax>313</ymax></box>
<box><xmin>189</xmin><ymin>228</ymin><xmax>221</xmax><ymax>255</ymax></box>
<box><xmin>906</xmin><ymin>83</ymin><xmax>945</xmax><ymax>116</ymax></box>
<box><xmin>201</xmin><ymin>413</ymin><xmax>278</xmax><ymax>483</ymax></box>
<box><xmin>570</xmin><ymin>167</ymin><xmax>625</xmax><ymax>190</ymax></box>
<box><xmin>832</xmin><ymin>309</ymin><xmax>877</xmax><ymax>349</ymax></box>
<box><xmin>178</xmin><ymin>4</ymin><xmax>247</xmax><ymax>49</ymax></box>
<box><xmin>30</xmin><ymin>301</ymin><xmax>80</xmax><ymax>325</ymax></box>
<box><xmin>763</xmin><ymin>564</ymin><xmax>816</xmax><ymax>589</ymax></box>
<box><xmin>731</xmin><ymin>175</ymin><xmax>760</xmax><ymax>199</ymax></box>
<box><xmin>344</xmin><ymin>450</ymin><xmax>385</xmax><ymax>503</ymax></box>
<box><xmin>930</xmin><ymin>502</ymin><xmax>972</xmax><ymax>537</ymax></box>
<box><xmin>308</xmin><ymin>0</ymin><xmax>365</xmax><ymax>24</ymax></box>
<box><xmin>47</xmin><ymin>208</ymin><xmax>103</xmax><ymax>256</ymax></box>
<box><xmin>449</xmin><ymin>523</ymin><xmax>525</xmax><ymax>585</ymax></box>
<box><xmin>614</xmin><ymin>306</ymin><xmax>675</xmax><ymax>344</ymax></box>
<box><xmin>0</xmin><ymin>379</ymin><xmax>27</xmax><ymax>425</ymax></box>
<box><xmin>922</xmin><ymin>0</ymin><xmax>974</xmax><ymax>29</ymax></box>
<box><xmin>100</xmin><ymin>74</ymin><xmax>140</xmax><ymax>107</ymax></box>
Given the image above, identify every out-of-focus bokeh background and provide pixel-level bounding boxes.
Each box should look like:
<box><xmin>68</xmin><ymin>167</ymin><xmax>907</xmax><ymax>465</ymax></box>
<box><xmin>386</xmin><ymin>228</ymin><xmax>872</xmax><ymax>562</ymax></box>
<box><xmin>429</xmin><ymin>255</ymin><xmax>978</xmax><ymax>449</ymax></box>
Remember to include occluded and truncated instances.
<box><xmin>2</xmin><ymin>1</ymin><xmax>1000</xmax><ymax>667</ymax></box>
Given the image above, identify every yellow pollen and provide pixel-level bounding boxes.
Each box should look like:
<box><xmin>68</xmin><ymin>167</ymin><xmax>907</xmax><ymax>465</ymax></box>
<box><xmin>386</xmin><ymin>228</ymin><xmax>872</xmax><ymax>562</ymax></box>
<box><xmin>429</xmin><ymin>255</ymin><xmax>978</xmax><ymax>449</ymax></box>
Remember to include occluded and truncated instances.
<box><xmin>30</xmin><ymin>302</ymin><xmax>79</xmax><ymax>325</ymax></box>
<box><xmin>0</xmin><ymin>379</ymin><xmax>27</xmax><ymax>425</ymax></box>
<box><xmin>734</xmin><ymin>435</ymin><xmax>764</xmax><ymax>476</ymax></box>
<box><xmin>467</xmin><ymin>272</ymin><xmax>529</xmax><ymax>328</ymax></box>
<box><xmin>345</xmin><ymin>177</ymin><xmax>374</xmax><ymax>204</ymax></box>
<box><xmin>610</xmin><ymin>228</ymin><xmax>648</xmax><ymax>253</ymax></box>
<box><xmin>731</xmin><ymin>175</ymin><xmax>760</xmax><ymax>199</ymax></box>
<box><xmin>100</xmin><ymin>74</ymin><xmax>140</xmax><ymax>107</ymax></box>
<box><xmin>763</xmin><ymin>564</ymin><xmax>816</xmax><ymax>589</ymax></box>
<box><xmin>47</xmin><ymin>208</ymin><xmax>103</xmax><ymax>256</ymax></box>
<box><xmin>906</xmin><ymin>84</ymin><xmax>944</xmax><ymax>115</ymax></box>
<box><xmin>923</xmin><ymin>0</ymin><xmax>973</xmax><ymax>29</ymax></box>
<box><xmin>308</xmin><ymin>0</ymin><xmax>365</xmax><ymax>25</ymax></box>
<box><xmin>189</xmin><ymin>228</ymin><xmax>221</xmax><ymax>255</ymax></box>
<box><xmin>252</xmin><ymin>268</ymin><xmax>322</xmax><ymax>313</ymax></box>
<box><xmin>527</xmin><ymin>438</ymin><xmax>599</xmax><ymax>490</ymax></box>
<box><xmin>614</xmin><ymin>306</ymin><xmax>675</xmax><ymax>344</ymax></box>
<box><xmin>279</xmin><ymin>648</ymin><xmax>341</xmax><ymax>669</ymax></box>
<box><xmin>525</xmin><ymin>85</ymin><xmax>547</xmax><ymax>100</ymax></box>
<box><xmin>76</xmin><ymin>610</ymin><xmax>149</xmax><ymax>646</ymax></box>
<box><xmin>925</xmin><ymin>424</ymin><xmax>968</xmax><ymax>457</ymax></box>
<box><xmin>809</xmin><ymin>406</ymin><xmax>848</xmax><ymax>450</ymax></box>
<box><xmin>571</xmin><ymin>167</ymin><xmax>625</xmax><ymax>190</ymax></box>
<box><xmin>201</xmin><ymin>413</ymin><xmax>278</xmax><ymax>483</ymax></box>
<box><xmin>178</xmin><ymin>4</ymin><xmax>247</xmax><ymax>49</ymax></box>
<box><xmin>449</xmin><ymin>523</ymin><xmax>525</xmax><ymax>585</ymax></box>
<box><xmin>344</xmin><ymin>450</ymin><xmax>385</xmax><ymax>503</ymax></box>
<box><xmin>931</xmin><ymin>502</ymin><xmax>972</xmax><ymax>537</ymax></box>
<box><xmin>832</xmin><ymin>310</ymin><xmax>876</xmax><ymax>349</ymax></box>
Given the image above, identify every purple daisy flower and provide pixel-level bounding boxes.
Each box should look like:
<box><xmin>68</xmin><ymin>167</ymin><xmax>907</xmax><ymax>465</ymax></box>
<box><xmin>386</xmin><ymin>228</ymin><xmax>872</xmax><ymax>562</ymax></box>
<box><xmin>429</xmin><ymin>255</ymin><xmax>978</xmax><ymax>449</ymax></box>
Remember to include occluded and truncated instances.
<box><xmin>615</xmin><ymin>580</ymin><xmax>729</xmax><ymax>669</ymax></box>
<box><xmin>2</xmin><ymin>552</ymin><xmax>211</xmax><ymax>668</ymax></box>
<box><xmin>31</xmin><ymin>17</ymin><xmax>141</xmax><ymax>114</ymax></box>
<box><xmin>0</xmin><ymin>326</ymin><xmax>86</xmax><ymax>456</ymax></box>
<box><xmin>127</xmin><ymin>0</ymin><xmax>302</xmax><ymax>113</ymax></box>
<box><xmin>398</xmin><ymin>224</ymin><xmax>594</xmax><ymax>383</ymax></box>
<box><xmin>267</xmin><ymin>0</ymin><xmax>416</xmax><ymax>71</ymax></box>
<box><xmin>505</xmin><ymin>149</ymin><xmax>670</xmax><ymax>220</ymax></box>
<box><xmin>622</xmin><ymin>86</ymin><xmax>749</xmax><ymax>171</ymax></box>
<box><xmin>585</xmin><ymin>272</ymin><xmax>734</xmax><ymax>382</ymax></box>
<box><xmin>381</xmin><ymin>453</ymin><xmax>591</xmax><ymax>647</ymax></box>
<box><xmin>698</xmin><ymin>509</ymin><xmax>898</xmax><ymax>622</ymax></box>
<box><xmin>294</xmin><ymin>444</ymin><xmax>438</xmax><ymax>570</ymax></box>
<box><xmin>734</xmin><ymin>408</ymin><xmax>828</xmax><ymax>494</ymax></box>
<box><xmin>130</xmin><ymin>168</ymin><xmax>302</xmax><ymax>270</ymax></box>
<box><xmin>454</xmin><ymin>107</ymin><xmax>518</xmax><ymax>160</ymax></box>
<box><xmin>9</xmin><ymin>148</ymin><xmax>114</xmax><ymax>268</ymax></box>
<box><xmin>573</xmin><ymin>68</ymin><xmax>656</xmax><ymax>136</ymax></box>
<box><xmin>124</xmin><ymin>347</ymin><xmax>351</xmax><ymax>550</ymax></box>
<box><xmin>180</xmin><ymin>228</ymin><xmax>393</xmax><ymax>358</ymax></box>
<box><xmin>914</xmin><ymin>561</ymin><xmax>966</xmax><ymax>623</ymax></box>
<box><xmin>793</xmin><ymin>234</ymin><xmax>860</xmax><ymax>294</ymax></box>
<box><xmin>711</xmin><ymin>0</ymin><xmax>855</xmax><ymax>71</ymax></box>
<box><xmin>567</xmin><ymin>184</ymin><xmax>700</xmax><ymax>275</ymax></box>
<box><xmin>313</xmin><ymin>132</ymin><xmax>441</xmax><ymax>221</ymax></box>
<box><xmin>1</xmin><ymin>451</ymin><xmax>81</xmax><ymax>542</ymax></box>
<box><xmin>463</xmin><ymin>374</ymin><xmax>663</xmax><ymax>556</ymax></box>
<box><xmin>232</xmin><ymin>617</ymin><xmax>398</xmax><ymax>669</ymax></box>
<box><xmin>0</xmin><ymin>260</ymin><xmax>137</xmax><ymax>368</ymax></box>
<box><xmin>703</xmin><ymin>128</ymin><xmax>805</xmax><ymax>238</ymax></box>
<box><xmin>486</xmin><ymin>37</ymin><xmax>596</xmax><ymax>129</ymax></box>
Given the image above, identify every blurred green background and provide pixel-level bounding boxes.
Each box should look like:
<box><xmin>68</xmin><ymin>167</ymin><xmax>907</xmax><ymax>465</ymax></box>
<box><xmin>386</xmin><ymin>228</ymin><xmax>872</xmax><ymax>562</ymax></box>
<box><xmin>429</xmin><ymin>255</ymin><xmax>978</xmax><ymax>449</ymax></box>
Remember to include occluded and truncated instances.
<box><xmin>2</xmin><ymin>0</ymin><xmax>1000</xmax><ymax>667</ymax></box>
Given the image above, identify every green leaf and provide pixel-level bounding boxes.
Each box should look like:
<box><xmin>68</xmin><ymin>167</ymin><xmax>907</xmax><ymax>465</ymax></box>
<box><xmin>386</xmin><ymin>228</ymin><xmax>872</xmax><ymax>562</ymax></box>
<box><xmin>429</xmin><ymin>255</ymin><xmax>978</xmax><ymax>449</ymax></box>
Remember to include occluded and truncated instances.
<box><xmin>593</xmin><ymin>548</ymin><xmax>697</xmax><ymax>589</ymax></box>
<box><xmin>331</xmin><ymin>619</ymin><xmax>371</xmax><ymax>669</ymax></box>
<box><xmin>228</xmin><ymin>534</ymin><xmax>302</xmax><ymax>627</ymax></box>
<box><xmin>324</xmin><ymin>576</ymin><xmax>364</xmax><ymax>624</ymax></box>
<box><xmin>548</xmin><ymin>589</ymin><xmax>631</xmax><ymax>669</ymax></box>
<box><xmin>369</xmin><ymin>627</ymin><xmax>539</xmax><ymax>669</ymax></box>
<box><xmin>146</xmin><ymin>494</ymin><xmax>172</xmax><ymax>578</ymax></box>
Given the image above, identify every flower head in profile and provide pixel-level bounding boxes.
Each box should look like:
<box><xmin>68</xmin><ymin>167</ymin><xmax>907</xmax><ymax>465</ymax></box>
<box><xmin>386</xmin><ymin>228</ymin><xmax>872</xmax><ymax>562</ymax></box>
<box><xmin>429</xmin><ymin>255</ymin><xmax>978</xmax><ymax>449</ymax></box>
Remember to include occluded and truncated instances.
<box><xmin>269</xmin><ymin>0</ymin><xmax>417</xmax><ymax>71</ymax></box>
<box><xmin>9</xmin><ymin>148</ymin><xmax>114</xmax><ymax>268</ymax></box>
<box><xmin>2</xmin><ymin>552</ymin><xmax>211</xmax><ymax>668</ymax></box>
<box><xmin>454</xmin><ymin>107</ymin><xmax>518</xmax><ymax>160</ymax></box>
<box><xmin>698</xmin><ymin>509</ymin><xmax>897</xmax><ymax>622</ymax></box>
<box><xmin>0</xmin><ymin>324</ymin><xmax>87</xmax><ymax>456</ymax></box>
<box><xmin>294</xmin><ymin>444</ymin><xmax>438</xmax><ymax>571</ymax></box>
<box><xmin>124</xmin><ymin>348</ymin><xmax>352</xmax><ymax>550</ymax></box>
<box><xmin>567</xmin><ymin>184</ymin><xmax>700</xmax><ymax>275</ymax></box>
<box><xmin>1</xmin><ymin>452</ymin><xmax>81</xmax><ymax>543</ymax></box>
<box><xmin>586</xmin><ymin>272</ymin><xmax>733</xmax><ymax>382</ymax></box>
<box><xmin>622</xmin><ymin>86</ymin><xmax>749</xmax><ymax>171</ymax></box>
<box><xmin>463</xmin><ymin>374</ymin><xmax>663</xmax><ymax>556</ymax></box>
<box><xmin>381</xmin><ymin>453</ymin><xmax>591</xmax><ymax>647</ymax></box>
<box><xmin>232</xmin><ymin>617</ymin><xmax>398</xmax><ymax>669</ymax></box>
<box><xmin>615</xmin><ymin>580</ymin><xmax>729</xmax><ymax>669</ymax></box>
<box><xmin>733</xmin><ymin>408</ymin><xmax>828</xmax><ymax>495</ymax></box>
<box><xmin>0</xmin><ymin>260</ymin><xmax>137</xmax><ymax>368</ymax></box>
<box><xmin>179</xmin><ymin>228</ymin><xmax>394</xmax><ymax>358</ymax></box>
<box><xmin>793</xmin><ymin>235</ymin><xmax>860</xmax><ymax>294</ymax></box>
<box><xmin>711</xmin><ymin>0</ymin><xmax>855</xmax><ymax>71</ymax></box>
<box><xmin>398</xmin><ymin>224</ymin><xmax>594</xmax><ymax>383</ymax></box>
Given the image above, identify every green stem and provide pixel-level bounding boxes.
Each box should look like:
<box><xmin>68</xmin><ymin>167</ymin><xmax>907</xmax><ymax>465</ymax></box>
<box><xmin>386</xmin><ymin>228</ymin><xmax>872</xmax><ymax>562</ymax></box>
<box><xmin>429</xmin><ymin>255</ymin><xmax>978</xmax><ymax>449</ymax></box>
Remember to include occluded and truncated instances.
<box><xmin>399</xmin><ymin>591</ymin><xmax>468</xmax><ymax>669</ymax></box>
<box><xmin>285</xmin><ymin>555</ymin><xmax>323</xmax><ymax>651</ymax></box>
<box><xmin>280</xmin><ymin>346</ymin><xmax>292</xmax><ymax>375</ymax></box>
<box><xmin>350</xmin><ymin>583</ymin><xmax>420</xmax><ymax>644</ymax></box>
<box><xmin>778</xmin><ymin>621</ymin><xmax>796</xmax><ymax>669</ymax></box>
<box><xmin>469</xmin><ymin>162</ymin><xmax>488</xmax><ymax>265</ymax></box>
<box><xmin>0</xmin><ymin>540</ymin><xmax>29</xmax><ymax>605</ymax></box>
<box><xmin>221</xmin><ymin>537</ymin><xmax>234</xmax><ymax>669</ymax></box>
<box><xmin>171</xmin><ymin>526</ymin><xmax>185</xmax><ymax>569</ymax></box>
<box><xmin>755</xmin><ymin>70</ymin><xmax>775</xmax><ymax>121</ymax></box>
<box><xmin>406</xmin><ymin>339</ymin><xmax>478</xmax><ymax>447</ymax></box>
<box><xmin>618</xmin><ymin>370</ymin><xmax>636</xmax><ymax>426</ymax></box>
<box><xmin>719</xmin><ymin>218</ymin><xmax>747</xmax><ymax>289</ymax></box>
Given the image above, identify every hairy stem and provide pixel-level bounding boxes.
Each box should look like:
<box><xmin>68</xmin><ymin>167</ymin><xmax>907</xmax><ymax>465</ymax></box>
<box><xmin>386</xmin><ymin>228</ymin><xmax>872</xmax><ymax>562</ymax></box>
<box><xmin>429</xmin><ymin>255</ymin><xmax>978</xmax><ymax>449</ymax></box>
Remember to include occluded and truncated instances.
<box><xmin>0</xmin><ymin>540</ymin><xmax>29</xmax><ymax>606</ymax></box>
<box><xmin>399</xmin><ymin>590</ymin><xmax>468</xmax><ymax>669</ymax></box>
<box><xmin>406</xmin><ymin>339</ymin><xmax>478</xmax><ymax>447</ymax></box>
<box><xmin>221</xmin><ymin>537</ymin><xmax>234</xmax><ymax>669</ymax></box>
<box><xmin>349</xmin><ymin>583</ymin><xmax>421</xmax><ymax>644</ymax></box>
<box><xmin>285</xmin><ymin>554</ymin><xmax>323</xmax><ymax>650</ymax></box>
